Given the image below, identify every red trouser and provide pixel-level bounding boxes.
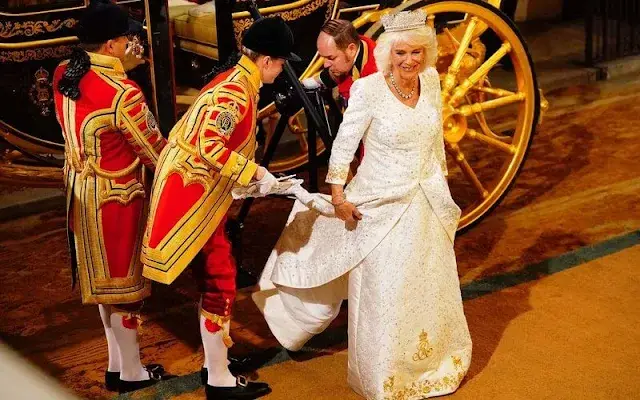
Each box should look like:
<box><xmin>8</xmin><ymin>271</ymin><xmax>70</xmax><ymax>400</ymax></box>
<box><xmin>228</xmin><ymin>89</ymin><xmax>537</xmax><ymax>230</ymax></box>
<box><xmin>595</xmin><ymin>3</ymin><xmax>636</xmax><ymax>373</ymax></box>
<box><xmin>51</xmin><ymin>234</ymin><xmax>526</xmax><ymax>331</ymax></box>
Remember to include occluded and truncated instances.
<box><xmin>192</xmin><ymin>216</ymin><xmax>236</xmax><ymax>318</ymax></box>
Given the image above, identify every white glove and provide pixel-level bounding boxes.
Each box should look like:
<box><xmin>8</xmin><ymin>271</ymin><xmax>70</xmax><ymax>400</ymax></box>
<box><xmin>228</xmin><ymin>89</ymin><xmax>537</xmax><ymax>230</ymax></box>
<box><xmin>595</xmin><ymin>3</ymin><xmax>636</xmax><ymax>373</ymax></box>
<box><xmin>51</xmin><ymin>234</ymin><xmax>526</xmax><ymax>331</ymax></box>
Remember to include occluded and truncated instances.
<box><xmin>232</xmin><ymin>177</ymin><xmax>301</xmax><ymax>199</ymax></box>
<box><xmin>289</xmin><ymin>189</ymin><xmax>335</xmax><ymax>216</ymax></box>
<box><xmin>255</xmin><ymin>167</ymin><xmax>277</xmax><ymax>195</ymax></box>
<box><xmin>301</xmin><ymin>77</ymin><xmax>322</xmax><ymax>90</ymax></box>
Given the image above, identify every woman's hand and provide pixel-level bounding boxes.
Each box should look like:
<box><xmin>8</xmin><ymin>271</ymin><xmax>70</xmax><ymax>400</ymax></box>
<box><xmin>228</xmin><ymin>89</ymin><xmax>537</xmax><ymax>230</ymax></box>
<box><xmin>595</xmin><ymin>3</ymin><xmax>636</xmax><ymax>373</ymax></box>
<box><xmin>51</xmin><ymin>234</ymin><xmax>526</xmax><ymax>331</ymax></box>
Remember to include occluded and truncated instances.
<box><xmin>331</xmin><ymin>184</ymin><xmax>361</xmax><ymax>222</ymax></box>
<box><xmin>334</xmin><ymin>201</ymin><xmax>362</xmax><ymax>222</ymax></box>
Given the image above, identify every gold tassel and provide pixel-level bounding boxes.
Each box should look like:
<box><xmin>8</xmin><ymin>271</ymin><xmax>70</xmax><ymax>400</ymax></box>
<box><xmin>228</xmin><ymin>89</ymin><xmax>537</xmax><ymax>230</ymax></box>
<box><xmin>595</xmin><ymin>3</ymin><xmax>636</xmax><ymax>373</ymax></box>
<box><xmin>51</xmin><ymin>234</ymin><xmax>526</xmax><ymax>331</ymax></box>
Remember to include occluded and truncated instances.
<box><xmin>222</xmin><ymin>333</ymin><xmax>234</xmax><ymax>348</ymax></box>
<box><xmin>201</xmin><ymin>309</ymin><xmax>233</xmax><ymax>347</ymax></box>
<box><xmin>135</xmin><ymin>314</ymin><xmax>144</xmax><ymax>336</ymax></box>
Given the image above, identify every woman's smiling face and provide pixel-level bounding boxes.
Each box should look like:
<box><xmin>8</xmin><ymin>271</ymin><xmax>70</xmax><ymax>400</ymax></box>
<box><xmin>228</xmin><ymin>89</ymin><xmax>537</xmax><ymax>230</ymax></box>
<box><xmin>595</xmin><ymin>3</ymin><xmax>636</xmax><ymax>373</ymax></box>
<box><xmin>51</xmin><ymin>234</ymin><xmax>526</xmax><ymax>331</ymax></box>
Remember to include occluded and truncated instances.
<box><xmin>390</xmin><ymin>41</ymin><xmax>425</xmax><ymax>81</ymax></box>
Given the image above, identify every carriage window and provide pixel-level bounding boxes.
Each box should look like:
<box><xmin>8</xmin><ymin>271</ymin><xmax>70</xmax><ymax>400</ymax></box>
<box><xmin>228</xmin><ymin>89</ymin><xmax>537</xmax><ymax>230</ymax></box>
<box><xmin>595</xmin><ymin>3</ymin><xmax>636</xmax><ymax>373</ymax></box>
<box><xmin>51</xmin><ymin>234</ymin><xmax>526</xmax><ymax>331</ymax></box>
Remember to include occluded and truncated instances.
<box><xmin>1</xmin><ymin>0</ymin><xmax>87</xmax><ymax>14</ymax></box>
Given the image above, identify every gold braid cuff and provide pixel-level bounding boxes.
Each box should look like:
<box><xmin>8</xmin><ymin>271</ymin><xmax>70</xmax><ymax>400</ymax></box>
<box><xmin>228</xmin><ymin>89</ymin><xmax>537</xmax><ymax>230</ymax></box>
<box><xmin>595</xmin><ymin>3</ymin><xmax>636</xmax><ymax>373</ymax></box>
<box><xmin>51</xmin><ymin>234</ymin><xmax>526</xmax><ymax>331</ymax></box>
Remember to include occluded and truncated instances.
<box><xmin>201</xmin><ymin>309</ymin><xmax>234</xmax><ymax>348</ymax></box>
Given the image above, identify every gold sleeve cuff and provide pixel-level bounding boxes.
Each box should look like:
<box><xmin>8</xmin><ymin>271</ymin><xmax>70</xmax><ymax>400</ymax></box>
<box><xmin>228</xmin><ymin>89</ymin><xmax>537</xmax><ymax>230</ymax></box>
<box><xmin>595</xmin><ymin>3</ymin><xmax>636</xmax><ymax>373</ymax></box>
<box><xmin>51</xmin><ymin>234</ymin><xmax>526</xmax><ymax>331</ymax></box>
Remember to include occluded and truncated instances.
<box><xmin>220</xmin><ymin>151</ymin><xmax>258</xmax><ymax>186</ymax></box>
<box><xmin>238</xmin><ymin>159</ymin><xmax>258</xmax><ymax>186</ymax></box>
<box><xmin>326</xmin><ymin>164</ymin><xmax>349</xmax><ymax>185</ymax></box>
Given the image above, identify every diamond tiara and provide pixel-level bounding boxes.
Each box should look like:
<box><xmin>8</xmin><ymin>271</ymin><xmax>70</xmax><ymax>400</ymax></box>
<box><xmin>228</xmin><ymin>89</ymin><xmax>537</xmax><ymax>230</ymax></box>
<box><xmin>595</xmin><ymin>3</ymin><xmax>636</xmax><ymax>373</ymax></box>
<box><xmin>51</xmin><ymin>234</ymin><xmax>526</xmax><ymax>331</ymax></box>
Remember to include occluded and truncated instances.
<box><xmin>381</xmin><ymin>9</ymin><xmax>427</xmax><ymax>33</ymax></box>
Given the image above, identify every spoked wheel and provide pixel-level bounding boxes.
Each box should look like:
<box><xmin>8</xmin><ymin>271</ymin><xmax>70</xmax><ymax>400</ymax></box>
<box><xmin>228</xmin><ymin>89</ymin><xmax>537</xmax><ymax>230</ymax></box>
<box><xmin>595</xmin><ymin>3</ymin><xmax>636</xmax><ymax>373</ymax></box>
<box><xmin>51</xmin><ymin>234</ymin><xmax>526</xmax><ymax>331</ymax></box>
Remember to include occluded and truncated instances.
<box><xmin>259</xmin><ymin>107</ymin><xmax>328</xmax><ymax>173</ymax></box>
<box><xmin>366</xmin><ymin>0</ymin><xmax>540</xmax><ymax>231</ymax></box>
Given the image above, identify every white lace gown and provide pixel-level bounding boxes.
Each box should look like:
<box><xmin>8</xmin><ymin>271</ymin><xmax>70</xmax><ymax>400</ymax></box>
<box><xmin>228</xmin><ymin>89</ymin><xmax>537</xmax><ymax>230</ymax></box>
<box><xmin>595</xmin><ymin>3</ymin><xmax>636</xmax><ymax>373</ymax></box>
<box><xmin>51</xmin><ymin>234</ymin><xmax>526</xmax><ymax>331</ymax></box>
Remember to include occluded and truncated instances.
<box><xmin>253</xmin><ymin>68</ymin><xmax>472</xmax><ymax>400</ymax></box>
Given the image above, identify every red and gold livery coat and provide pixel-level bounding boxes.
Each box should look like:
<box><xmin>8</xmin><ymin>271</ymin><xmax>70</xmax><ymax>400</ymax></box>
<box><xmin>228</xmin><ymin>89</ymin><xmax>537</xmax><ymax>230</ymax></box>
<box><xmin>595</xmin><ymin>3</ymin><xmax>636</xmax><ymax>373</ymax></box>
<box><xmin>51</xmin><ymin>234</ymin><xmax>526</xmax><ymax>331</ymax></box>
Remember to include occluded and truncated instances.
<box><xmin>141</xmin><ymin>56</ymin><xmax>261</xmax><ymax>284</ymax></box>
<box><xmin>319</xmin><ymin>35</ymin><xmax>377</xmax><ymax>102</ymax></box>
<box><xmin>53</xmin><ymin>52</ymin><xmax>166</xmax><ymax>305</ymax></box>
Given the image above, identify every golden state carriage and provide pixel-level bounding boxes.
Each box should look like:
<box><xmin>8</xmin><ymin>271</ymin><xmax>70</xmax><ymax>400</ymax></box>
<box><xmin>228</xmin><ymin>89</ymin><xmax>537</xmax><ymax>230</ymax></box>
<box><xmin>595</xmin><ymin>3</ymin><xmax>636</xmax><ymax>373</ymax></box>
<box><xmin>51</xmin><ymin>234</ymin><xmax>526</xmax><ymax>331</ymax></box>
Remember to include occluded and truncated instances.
<box><xmin>0</xmin><ymin>0</ymin><xmax>546</xmax><ymax>231</ymax></box>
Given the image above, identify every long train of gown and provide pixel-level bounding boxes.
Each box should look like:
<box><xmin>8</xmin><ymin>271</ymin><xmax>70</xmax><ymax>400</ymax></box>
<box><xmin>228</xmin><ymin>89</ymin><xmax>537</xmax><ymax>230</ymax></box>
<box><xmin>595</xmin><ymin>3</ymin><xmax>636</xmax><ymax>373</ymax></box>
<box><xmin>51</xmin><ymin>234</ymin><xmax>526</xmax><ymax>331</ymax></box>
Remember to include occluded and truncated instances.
<box><xmin>253</xmin><ymin>190</ymin><xmax>472</xmax><ymax>399</ymax></box>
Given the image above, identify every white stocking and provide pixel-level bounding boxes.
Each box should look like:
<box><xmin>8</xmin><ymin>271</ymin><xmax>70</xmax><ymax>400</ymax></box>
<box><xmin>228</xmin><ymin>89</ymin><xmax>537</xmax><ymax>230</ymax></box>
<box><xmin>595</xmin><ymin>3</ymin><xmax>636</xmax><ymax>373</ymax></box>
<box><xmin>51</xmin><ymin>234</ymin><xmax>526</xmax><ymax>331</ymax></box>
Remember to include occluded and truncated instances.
<box><xmin>198</xmin><ymin>297</ymin><xmax>208</xmax><ymax>369</ymax></box>
<box><xmin>200</xmin><ymin>314</ymin><xmax>235</xmax><ymax>387</ymax></box>
<box><xmin>110</xmin><ymin>310</ymin><xmax>148</xmax><ymax>382</ymax></box>
<box><xmin>98</xmin><ymin>304</ymin><xmax>121</xmax><ymax>373</ymax></box>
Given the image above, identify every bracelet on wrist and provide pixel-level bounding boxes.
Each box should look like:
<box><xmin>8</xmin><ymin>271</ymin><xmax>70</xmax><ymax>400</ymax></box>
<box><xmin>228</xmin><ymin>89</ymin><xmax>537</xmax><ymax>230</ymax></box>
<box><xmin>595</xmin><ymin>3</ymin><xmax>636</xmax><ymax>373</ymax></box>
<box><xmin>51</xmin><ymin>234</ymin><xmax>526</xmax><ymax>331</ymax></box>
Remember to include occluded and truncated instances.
<box><xmin>332</xmin><ymin>197</ymin><xmax>346</xmax><ymax>206</ymax></box>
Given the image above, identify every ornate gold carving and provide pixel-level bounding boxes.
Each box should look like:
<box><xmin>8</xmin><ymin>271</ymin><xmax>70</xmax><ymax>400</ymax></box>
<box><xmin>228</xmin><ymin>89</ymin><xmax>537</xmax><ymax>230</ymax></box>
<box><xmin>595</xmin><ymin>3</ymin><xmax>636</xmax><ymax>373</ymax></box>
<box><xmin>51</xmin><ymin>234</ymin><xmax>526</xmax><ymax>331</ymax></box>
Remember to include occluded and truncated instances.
<box><xmin>325</xmin><ymin>0</ymin><xmax>337</xmax><ymax>21</ymax></box>
<box><xmin>232</xmin><ymin>18</ymin><xmax>253</xmax><ymax>47</ymax></box>
<box><xmin>0</xmin><ymin>45</ymin><xmax>73</xmax><ymax>62</ymax></box>
<box><xmin>272</xmin><ymin>0</ymin><xmax>326</xmax><ymax>23</ymax></box>
<box><xmin>233</xmin><ymin>0</ymin><xmax>330</xmax><ymax>44</ymax></box>
<box><xmin>0</xmin><ymin>18</ymin><xmax>77</xmax><ymax>38</ymax></box>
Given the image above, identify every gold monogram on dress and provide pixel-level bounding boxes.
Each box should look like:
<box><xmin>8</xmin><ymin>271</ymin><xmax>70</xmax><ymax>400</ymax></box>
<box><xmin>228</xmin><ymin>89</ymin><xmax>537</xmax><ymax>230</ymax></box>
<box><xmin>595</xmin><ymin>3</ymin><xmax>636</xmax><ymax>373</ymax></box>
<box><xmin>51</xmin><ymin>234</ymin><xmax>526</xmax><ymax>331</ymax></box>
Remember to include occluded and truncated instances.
<box><xmin>412</xmin><ymin>329</ymin><xmax>434</xmax><ymax>361</ymax></box>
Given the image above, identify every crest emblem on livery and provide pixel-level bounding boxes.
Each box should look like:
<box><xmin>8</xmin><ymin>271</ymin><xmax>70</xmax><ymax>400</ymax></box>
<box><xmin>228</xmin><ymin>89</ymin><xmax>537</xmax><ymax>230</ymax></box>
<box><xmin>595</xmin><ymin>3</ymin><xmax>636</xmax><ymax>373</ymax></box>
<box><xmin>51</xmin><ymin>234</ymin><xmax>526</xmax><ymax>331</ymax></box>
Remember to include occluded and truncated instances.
<box><xmin>144</xmin><ymin>104</ymin><xmax>159</xmax><ymax>133</ymax></box>
<box><xmin>215</xmin><ymin>110</ymin><xmax>236</xmax><ymax>137</ymax></box>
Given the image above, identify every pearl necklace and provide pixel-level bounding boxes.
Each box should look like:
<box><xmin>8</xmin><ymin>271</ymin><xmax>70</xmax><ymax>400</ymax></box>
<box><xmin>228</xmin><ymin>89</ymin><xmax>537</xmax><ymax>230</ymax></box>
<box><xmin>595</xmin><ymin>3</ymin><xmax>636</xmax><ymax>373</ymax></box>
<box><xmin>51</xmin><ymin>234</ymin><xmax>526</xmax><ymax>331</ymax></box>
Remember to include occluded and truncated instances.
<box><xmin>390</xmin><ymin>72</ymin><xmax>415</xmax><ymax>100</ymax></box>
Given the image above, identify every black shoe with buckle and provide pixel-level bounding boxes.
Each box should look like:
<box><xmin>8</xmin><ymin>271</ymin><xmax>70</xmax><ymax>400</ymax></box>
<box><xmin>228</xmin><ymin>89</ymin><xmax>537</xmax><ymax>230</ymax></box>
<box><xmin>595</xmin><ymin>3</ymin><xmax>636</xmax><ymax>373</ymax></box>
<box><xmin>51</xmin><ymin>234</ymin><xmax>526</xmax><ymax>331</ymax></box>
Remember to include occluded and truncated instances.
<box><xmin>105</xmin><ymin>371</ymin><xmax>120</xmax><ymax>391</ymax></box>
<box><xmin>201</xmin><ymin>356</ymin><xmax>252</xmax><ymax>384</ymax></box>
<box><xmin>205</xmin><ymin>375</ymin><xmax>271</xmax><ymax>400</ymax></box>
<box><xmin>118</xmin><ymin>364</ymin><xmax>174</xmax><ymax>393</ymax></box>
<box><xmin>201</xmin><ymin>367</ymin><xmax>207</xmax><ymax>386</ymax></box>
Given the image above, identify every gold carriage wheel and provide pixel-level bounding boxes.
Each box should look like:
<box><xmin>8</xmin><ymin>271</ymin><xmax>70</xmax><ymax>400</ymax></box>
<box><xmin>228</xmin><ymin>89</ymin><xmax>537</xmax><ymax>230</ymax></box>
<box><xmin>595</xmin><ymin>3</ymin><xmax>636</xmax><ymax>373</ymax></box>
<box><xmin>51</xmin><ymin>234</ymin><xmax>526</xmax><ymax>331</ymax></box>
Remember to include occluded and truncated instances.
<box><xmin>365</xmin><ymin>0</ymin><xmax>540</xmax><ymax>232</ymax></box>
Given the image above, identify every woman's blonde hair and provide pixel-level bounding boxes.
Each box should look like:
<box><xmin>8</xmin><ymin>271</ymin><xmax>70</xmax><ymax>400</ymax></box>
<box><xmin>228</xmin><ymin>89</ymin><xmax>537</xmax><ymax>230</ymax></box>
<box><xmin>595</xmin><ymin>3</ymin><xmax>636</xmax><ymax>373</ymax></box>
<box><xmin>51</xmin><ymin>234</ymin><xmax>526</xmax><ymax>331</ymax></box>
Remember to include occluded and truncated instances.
<box><xmin>374</xmin><ymin>25</ymin><xmax>438</xmax><ymax>75</ymax></box>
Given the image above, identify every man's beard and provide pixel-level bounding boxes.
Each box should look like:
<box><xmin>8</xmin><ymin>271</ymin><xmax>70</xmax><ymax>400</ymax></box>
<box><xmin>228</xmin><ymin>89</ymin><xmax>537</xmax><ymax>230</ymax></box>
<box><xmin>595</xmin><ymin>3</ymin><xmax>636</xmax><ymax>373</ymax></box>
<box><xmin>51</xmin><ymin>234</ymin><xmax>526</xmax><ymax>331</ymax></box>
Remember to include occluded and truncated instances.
<box><xmin>332</xmin><ymin>54</ymin><xmax>355</xmax><ymax>81</ymax></box>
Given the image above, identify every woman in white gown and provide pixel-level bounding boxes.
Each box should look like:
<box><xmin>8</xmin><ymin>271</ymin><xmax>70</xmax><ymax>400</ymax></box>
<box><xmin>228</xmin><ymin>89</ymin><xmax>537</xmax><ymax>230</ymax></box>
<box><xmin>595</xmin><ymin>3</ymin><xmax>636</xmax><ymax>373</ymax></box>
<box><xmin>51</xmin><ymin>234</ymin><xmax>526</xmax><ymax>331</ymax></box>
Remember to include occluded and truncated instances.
<box><xmin>253</xmin><ymin>10</ymin><xmax>472</xmax><ymax>400</ymax></box>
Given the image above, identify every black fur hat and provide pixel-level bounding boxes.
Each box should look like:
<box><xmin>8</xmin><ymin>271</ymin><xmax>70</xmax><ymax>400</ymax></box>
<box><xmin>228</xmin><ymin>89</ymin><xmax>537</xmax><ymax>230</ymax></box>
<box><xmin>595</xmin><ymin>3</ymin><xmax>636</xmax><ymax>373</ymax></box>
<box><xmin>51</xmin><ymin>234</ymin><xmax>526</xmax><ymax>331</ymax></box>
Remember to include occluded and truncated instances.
<box><xmin>242</xmin><ymin>16</ymin><xmax>301</xmax><ymax>62</ymax></box>
<box><xmin>76</xmin><ymin>0</ymin><xmax>143</xmax><ymax>44</ymax></box>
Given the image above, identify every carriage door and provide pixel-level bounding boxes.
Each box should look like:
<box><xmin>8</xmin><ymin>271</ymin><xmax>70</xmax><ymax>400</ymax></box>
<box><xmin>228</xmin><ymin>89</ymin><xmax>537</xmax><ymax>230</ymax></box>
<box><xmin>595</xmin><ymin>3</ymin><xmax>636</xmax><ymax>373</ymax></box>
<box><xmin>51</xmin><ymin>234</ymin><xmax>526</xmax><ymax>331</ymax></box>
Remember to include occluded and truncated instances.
<box><xmin>136</xmin><ymin>0</ymin><xmax>177</xmax><ymax>135</ymax></box>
